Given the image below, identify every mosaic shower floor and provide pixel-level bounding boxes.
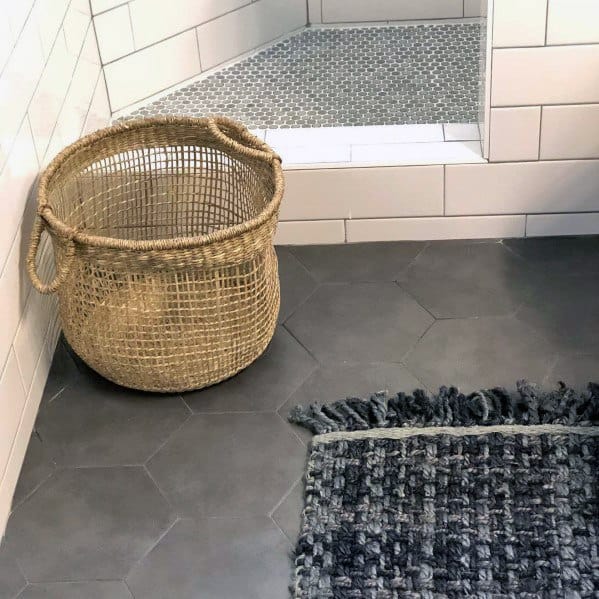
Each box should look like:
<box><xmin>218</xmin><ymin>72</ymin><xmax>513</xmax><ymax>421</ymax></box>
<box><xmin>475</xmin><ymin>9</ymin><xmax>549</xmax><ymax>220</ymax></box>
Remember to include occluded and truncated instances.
<box><xmin>127</xmin><ymin>22</ymin><xmax>482</xmax><ymax>129</ymax></box>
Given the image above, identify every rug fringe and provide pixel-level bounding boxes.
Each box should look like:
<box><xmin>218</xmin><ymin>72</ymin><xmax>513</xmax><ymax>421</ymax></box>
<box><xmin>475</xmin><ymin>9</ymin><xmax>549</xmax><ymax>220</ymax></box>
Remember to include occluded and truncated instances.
<box><xmin>288</xmin><ymin>380</ymin><xmax>599</xmax><ymax>434</ymax></box>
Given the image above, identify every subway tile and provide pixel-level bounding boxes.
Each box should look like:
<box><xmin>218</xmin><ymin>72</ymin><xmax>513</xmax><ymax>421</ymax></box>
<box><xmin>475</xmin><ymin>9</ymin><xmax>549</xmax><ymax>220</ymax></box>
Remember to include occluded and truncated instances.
<box><xmin>275</xmin><ymin>220</ymin><xmax>345</xmax><ymax>245</ymax></box>
<box><xmin>28</xmin><ymin>34</ymin><xmax>78</xmax><ymax>162</ymax></box>
<box><xmin>14</xmin><ymin>287</ymin><xmax>57</xmax><ymax>395</ymax></box>
<box><xmin>492</xmin><ymin>0</ymin><xmax>547</xmax><ymax>48</ymax></box>
<box><xmin>547</xmin><ymin>0</ymin><xmax>599</xmax><ymax>45</ymax></box>
<box><xmin>5</xmin><ymin>0</ymin><xmax>36</xmax><ymax>39</ymax></box>
<box><xmin>32</xmin><ymin>0</ymin><xmax>71</xmax><ymax>58</ymax></box>
<box><xmin>0</xmin><ymin>16</ymin><xmax>46</xmax><ymax>170</ymax></box>
<box><xmin>464</xmin><ymin>0</ymin><xmax>486</xmax><ymax>17</ymax></box>
<box><xmin>275</xmin><ymin>144</ymin><xmax>350</xmax><ymax>165</ymax></box>
<box><xmin>526</xmin><ymin>212</ymin><xmax>599</xmax><ymax>237</ymax></box>
<box><xmin>492</xmin><ymin>46</ymin><xmax>599</xmax><ymax>106</ymax></box>
<box><xmin>63</xmin><ymin>5</ymin><xmax>90</xmax><ymax>57</ymax></box>
<box><xmin>308</xmin><ymin>0</ymin><xmax>322</xmax><ymax>23</ymax></box>
<box><xmin>443</xmin><ymin>123</ymin><xmax>480</xmax><ymax>142</ymax></box>
<box><xmin>71</xmin><ymin>0</ymin><xmax>92</xmax><ymax>15</ymax></box>
<box><xmin>540</xmin><ymin>104</ymin><xmax>599</xmax><ymax>160</ymax></box>
<box><xmin>83</xmin><ymin>77</ymin><xmax>112</xmax><ymax>135</ymax></box>
<box><xmin>446</xmin><ymin>160</ymin><xmax>599</xmax><ymax>215</ymax></box>
<box><xmin>196</xmin><ymin>0</ymin><xmax>306</xmax><ymax>71</ymax></box>
<box><xmin>282</xmin><ymin>166</ymin><xmax>444</xmax><ymax>220</ymax></box>
<box><xmin>104</xmin><ymin>30</ymin><xmax>201</xmax><ymax>110</ymax></box>
<box><xmin>351</xmin><ymin>141</ymin><xmax>484</xmax><ymax>166</ymax></box>
<box><xmin>0</xmin><ymin>225</ymin><xmax>35</xmax><ymax>373</ymax></box>
<box><xmin>489</xmin><ymin>107</ymin><xmax>541</xmax><ymax>162</ymax></box>
<box><xmin>346</xmin><ymin>215</ymin><xmax>526</xmax><ymax>242</ymax></box>
<box><xmin>321</xmin><ymin>0</ymin><xmax>463</xmax><ymax>22</ymax></box>
<box><xmin>0</xmin><ymin>341</ymin><xmax>52</xmax><ymax>536</ymax></box>
<box><xmin>129</xmin><ymin>0</ymin><xmax>250</xmax><ymax>50</ymax></box>
<box><xmin>0</xmin><ymin>350</ymin><xmax>27</xmax><ymax>486</ymax></box>
<box><xmin>266</xmin><ymin>125</ymin><xmax>443</xmax><ymax>147</ymax></box>
<box><xmin>0</xmin><ymin>120</ymin><xmax>38</xmax><ymax>275</ymax></box>
<box><xmin>93</xmin><ymin>5</ymin><xmax>134</xmax><ymax>63</ymax></box>
<box><xmin>90</xmin><ymin>0</ymin><xmax>126</xmax><ymax>15</ymax></box>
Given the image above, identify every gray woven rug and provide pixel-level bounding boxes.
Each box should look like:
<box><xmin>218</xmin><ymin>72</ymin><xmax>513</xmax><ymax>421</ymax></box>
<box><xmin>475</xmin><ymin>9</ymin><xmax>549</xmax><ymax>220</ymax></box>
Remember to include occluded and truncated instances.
<box><xmin>289</xmin><ymin>382</ymin><xmax>599</xmax><ymax>598</ymax></box>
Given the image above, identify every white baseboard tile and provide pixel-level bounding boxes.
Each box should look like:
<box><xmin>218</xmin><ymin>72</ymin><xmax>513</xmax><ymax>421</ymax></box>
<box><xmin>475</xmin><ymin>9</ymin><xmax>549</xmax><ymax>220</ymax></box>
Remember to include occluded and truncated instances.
<box><xmin>282</xmin><ymin>166</ymin><xmax>443</xmax><ymax>220</ymax></box>
<box><xmin>346</xmin><ymin>215</ymin><xmax>526</xmax><ymax>242</ymax></box>
<box><xmin>275</xmin><ymin>220</ymin><xmax>345</xmax><ymax>245</ymax></box>
<box><xmin>526</xmin><ymin>212</ymin><xmax>599</xmax><ymax>237</ymax></box>
<box><xmin>445</xmin><ymin>160</ymin><xmax>599</xmax><ymax>215</ymax></box>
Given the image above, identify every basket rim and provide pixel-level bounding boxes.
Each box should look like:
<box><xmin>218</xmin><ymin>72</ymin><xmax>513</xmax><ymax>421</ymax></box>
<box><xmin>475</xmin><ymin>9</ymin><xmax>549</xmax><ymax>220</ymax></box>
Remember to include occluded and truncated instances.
<box><xmin>37</xmin><ymin>116</ymin><xmax>284</xmax><ymax>251</ymax></box>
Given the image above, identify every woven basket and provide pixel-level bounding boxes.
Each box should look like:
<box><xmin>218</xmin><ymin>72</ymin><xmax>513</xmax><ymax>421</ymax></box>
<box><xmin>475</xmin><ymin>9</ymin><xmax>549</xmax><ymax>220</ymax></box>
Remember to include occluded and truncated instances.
<box><xmin>27</xmin><ymin>116</ymin><xmax>284</xmax><ymax>392</ymax></box>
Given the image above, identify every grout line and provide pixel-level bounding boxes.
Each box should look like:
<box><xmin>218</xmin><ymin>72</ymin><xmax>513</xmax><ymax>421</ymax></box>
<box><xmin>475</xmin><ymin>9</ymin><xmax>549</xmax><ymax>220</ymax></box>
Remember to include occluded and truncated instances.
<box><xmin>126</xmin><ymin>2</ymin><xmax>136</xmax><ymax>51</ymax></box>
<box><xmin>544</xmin><ymin>0</ymin><xmax>549</xmax><ymax>46</ymax></box>
<box><xmin>537</xmin><ymin>105</ymin><xmax>543</xmax><ymax>160</ymax></box>
<box><xmin>443</xmin><ymin>165</ymin><xmax>446</xmax><ymax>215</ymax></box>
<box><xmin>268</xmin><ymin>476</ymin><xmax>302</xmax><ymax>518</ymax></box>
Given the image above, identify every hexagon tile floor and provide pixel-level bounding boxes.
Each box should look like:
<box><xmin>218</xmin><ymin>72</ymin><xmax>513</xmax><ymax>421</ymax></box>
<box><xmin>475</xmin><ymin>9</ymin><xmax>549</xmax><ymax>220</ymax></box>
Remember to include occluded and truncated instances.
<box><xmin>3</xmin><ymin>236</ymin><xmax>599</xmax><ymax>598</ymax></box>
<box><xmin>126</xmin><ymin>23</ymin><xmax>482</xmax><ymax>128</ymax></box>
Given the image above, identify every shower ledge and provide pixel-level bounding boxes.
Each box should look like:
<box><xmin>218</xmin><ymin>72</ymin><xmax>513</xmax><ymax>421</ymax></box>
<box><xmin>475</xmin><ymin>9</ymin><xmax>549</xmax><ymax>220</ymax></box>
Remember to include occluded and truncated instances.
<box><xmin>252</xmin><ymin>123</ymin><xmax>485</xmax><ymax>170</ymax></box>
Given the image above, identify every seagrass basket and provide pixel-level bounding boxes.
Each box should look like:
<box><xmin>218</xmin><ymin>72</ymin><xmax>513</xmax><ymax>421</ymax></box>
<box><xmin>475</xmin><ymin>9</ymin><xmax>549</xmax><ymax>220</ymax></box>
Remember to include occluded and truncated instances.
<box><xmin>27</xmin><ymin>116</ymin><xmax>284</xmax><ymax>392</ymax></box>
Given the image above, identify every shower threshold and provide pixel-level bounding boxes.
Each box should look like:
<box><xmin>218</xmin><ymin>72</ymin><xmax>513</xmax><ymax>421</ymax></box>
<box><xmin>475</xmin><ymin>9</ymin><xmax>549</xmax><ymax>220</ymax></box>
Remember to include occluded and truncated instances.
<box><xmin>119</xmin><ymin>20</ymin><xmax>485</xmax><ymax>167</ymax></box>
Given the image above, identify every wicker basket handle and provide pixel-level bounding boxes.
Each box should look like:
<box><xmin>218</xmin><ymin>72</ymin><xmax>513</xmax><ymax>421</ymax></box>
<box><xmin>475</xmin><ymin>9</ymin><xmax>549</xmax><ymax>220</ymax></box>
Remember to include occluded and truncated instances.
<box><xmin>207</xmin><ymin>117</ymin><xmax>282</xmax><ymax>163</ymax></box>
<box><xmin>27</xmin><ymin>215</ymin><xmax>75</xmax><ymax>294</ymax></box>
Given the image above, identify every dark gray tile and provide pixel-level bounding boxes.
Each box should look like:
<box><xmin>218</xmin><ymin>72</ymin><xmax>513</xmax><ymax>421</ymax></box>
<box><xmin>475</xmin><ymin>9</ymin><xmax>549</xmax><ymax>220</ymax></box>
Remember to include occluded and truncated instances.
<box><xmin>36</xmin><ymin>374</ymin><xmax>189</xmax><ymax>467</ymax></box>
<box><xmin>397</xmin><ymin>241</ymin><xmax>534</xmax><ymax>318</ymax></box>
<box><xmin>184</xmin><ymin>328</ymin><xmax>316</xmax><ymax>413</ymax></box>
<box><xmin>272</xmin><ymin>480</ymin><xmax>304</xmax><ymax>544</ymax></box>
<box><xmin>41</xmin><ymin>339</ymin><xmax>80</xmax><ymax>403</ymax></box>
<box><xmin>6</xmin><ymin>467</ymin><xmax>174</xmax><ymax>582</ymax></box>
<box><xmin>291</xmin><ymin>241</ymin><xmax>424</xmax><ymax>283</ymax></box>
<box><xmin>516</xmin><ymin>274</ymin><xmax>599</xmax><ymax>352</ymax></box>
<box><xmin>504</xmin><ymin>236</ymin><xmax>599</xmax><ymax>276</ymax></box>
<box><xmin>405</xmin><ymin>316</ymin><xmax>557</xmax><ymax>392</ymax></box>
<box><xmin>286</xmin><ymin>283</ymin><xmax>433</xmax><ymax>363</ymax></box>
<box><xmin>12</xmin><ymin>433</ymin><xmax>55</xmax><ymax>508</ymax></box>
<box><xmin>545</xmin><ymin>354</ymin><xmax>599</xmax><ymax>390</ymax></box>
<box><xmin>18</xmin><ymin>582</ymin><xmax>133</xmax><ymax>599</ymax></box>
<box><xmin>0</xmin><ymin>543</ymin><xmax>26</xmax><ymax>599</ymax></box>
<box><xmin>276</xmin><ymin>247</ymin><xmax>317</xmax><ymax>323</ymax></box>
<box><xmin>126</xmin><ymin>517</ymin><xmax>291</xmax><ymax>599</ymax></box>
<box><xmin>147</xmin><ymin>413</ymin><xmax>305</xmax><ymax>517</ymax></box>
<box><xmin>279</xmin><ymin>362</ymin><xmax>425</xmax><ymax>443</ymax></box>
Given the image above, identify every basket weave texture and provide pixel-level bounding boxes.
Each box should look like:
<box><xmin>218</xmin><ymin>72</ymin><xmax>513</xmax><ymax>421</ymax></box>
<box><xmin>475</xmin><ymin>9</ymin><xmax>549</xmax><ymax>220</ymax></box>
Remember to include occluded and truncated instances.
<box><xmin>27</xmin><ymin>116</ymin><xmax>284</xmax><ymax>392</ymax></box>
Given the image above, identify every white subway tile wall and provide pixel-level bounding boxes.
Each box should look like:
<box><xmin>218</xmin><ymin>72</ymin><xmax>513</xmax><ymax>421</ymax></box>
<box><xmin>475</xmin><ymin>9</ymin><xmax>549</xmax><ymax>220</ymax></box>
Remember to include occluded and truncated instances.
<box><xmin>96</xmin><ymin>0</ymin><xmax>307</xmax><ymax>111</ymax></box>
<box><xmin>489</xmin><ymin>107</ymin><xmax>541</xmax><ymax>162</ymax></box>
<box><xmin>0</xmin><ymin>0</ymin><xmax>111</xmax><ymax>535</ymax></box>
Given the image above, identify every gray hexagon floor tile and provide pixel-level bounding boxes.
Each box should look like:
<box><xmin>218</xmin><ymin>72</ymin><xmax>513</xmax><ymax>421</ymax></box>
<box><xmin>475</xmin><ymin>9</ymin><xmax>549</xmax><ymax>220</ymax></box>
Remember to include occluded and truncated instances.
<box><xmin>272</xmin><ymin>479</ymin><xmax>304</xmax><ymax>544</ymax></box>
<box><xmin>504</xmin><ymin>236</ymin><xmax>599</xmax><ymax>277</ymax></box>
<box><xmin>184</xmin><ymin>327</ymin><xmax>316</xmax><ymax>413</ymax></box>
<box><xmin>397</xmin><ymin>241</ymin><xmax>535</xmax><ymax>318</ymax></box>
<box><xmin>11</xmin><ymin>433</ymin><xmax>55</xmax><ymax>508</ymax></box>
<box><xmin>404</xmin><ymin>316</ymin><xmax>558</xmax><ymax>392</ymax></box>
<box><xmin>516</xmin><ymin>274</ymin><xmax>599</xmax><ymax>352</ymax></box>
<box><xmin>545</xmin><ymin>354</ymin><xmax>599</xmax><ymax>390</ymax></box>
<box><xmin>279</xmin><ymin>362</ymin><xmax>425</xmax><ymax>444</ymax></box>
<box><xmin>276</xmin><ymin>247</ymin><xmax>317</xmax><ymax>323</ymax></box>
<box><xmin>126</xmin><ymin>517</ymin><xmax>291</xmax><ymax>599</ymax></box>
<box><xmin>147</xmin><ymin>413</ymin><xmax>305</xmax><ymax>517</ymax></box>
<box><xmin>40</xmin><ymin>339</ymin><xmax>81</xmax><ymax>403</ymax></box>
<box><xmin>291</xmin><ymin>241</ymin><xmax>425</xmax><ymax>283</ymax></box>
<box><xmin>286</xmin><ymin>283</ymin><xmax>433</xmax><ymax>363</ymax></box>
<box><xmin>36</xmin><ymin>374</ymin><xmax>189</xmax><ymax>467</ymax></box>
<box><xmin>0</xmin><ymin>543</ymin><xmax>26</xmax><ymax>599</ymax></box>
<box><xmin>17</xmin><ymin>582</ymin><xmax>133</xmax><ymax>599</ymax></box>
<box><xmin>5</xmin><ymin>467</ymin><xmax>174</xmax><ymax>582</ymax></box>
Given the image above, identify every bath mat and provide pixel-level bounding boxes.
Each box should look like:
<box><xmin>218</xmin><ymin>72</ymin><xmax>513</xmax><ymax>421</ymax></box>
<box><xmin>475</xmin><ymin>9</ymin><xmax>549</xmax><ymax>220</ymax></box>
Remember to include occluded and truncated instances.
<box><xmin>289</xmin><ymin>382</ymin><xmax>599</xmax><ymax>598</ymax></box>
